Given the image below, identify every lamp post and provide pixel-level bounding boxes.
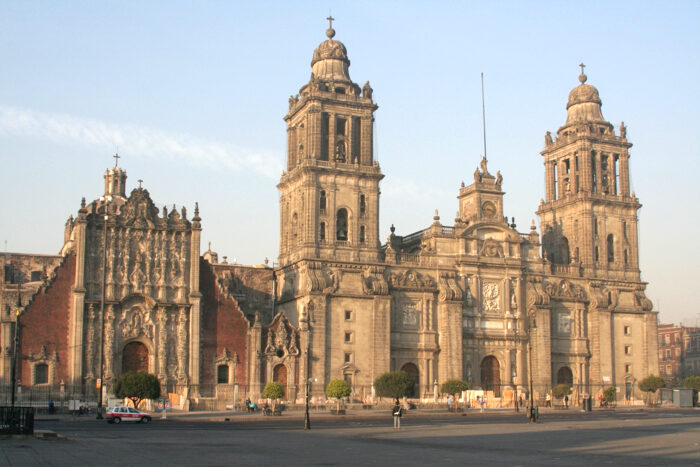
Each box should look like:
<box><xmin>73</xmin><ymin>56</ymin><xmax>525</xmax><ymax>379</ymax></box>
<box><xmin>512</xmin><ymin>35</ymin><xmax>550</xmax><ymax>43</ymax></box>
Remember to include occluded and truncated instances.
<box><xmin>10</xmin><ymin>282</ymin><xmax>22</xmax><ymax>410</ymax></box>
<box><xmin>96</xmin><ymin>196</ymin><xmax>111</xmax><ymax>419</ymax></box>
<box><xmin>304</xmin><ymin>377</ymin><xmax>317</xmax><ymax>430</ymax></box>
<box><xmin>527</xmin><ymin>315</ymin><xmax>537</xmax><ymax>423</ymax></box>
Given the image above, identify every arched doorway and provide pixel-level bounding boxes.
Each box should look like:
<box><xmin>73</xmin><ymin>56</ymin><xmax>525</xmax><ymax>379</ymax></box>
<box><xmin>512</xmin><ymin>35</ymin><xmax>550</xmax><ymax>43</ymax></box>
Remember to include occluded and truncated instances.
<box><xmin>273</xmin><ymin>364</ymin><xmax>287</xmax><ymax>396</ymax></box>
<box><xmin>481</xmin><ymin>356</ymin><xmax>501</xmax><ymax>397</ymax></box>
<box><xmin>556</xmin><ymin>366</ymin><xmax>573</xmax><ymax>386</ymax></box>
<box><xmin>400</xmin><ymin>362</ymin><xmax>419</xmax><ymax>397</ymax></box>
<box><xmin>122</xmin><ymin>342</ymin><xmax>148</xmax><ymax>374</ymax></box>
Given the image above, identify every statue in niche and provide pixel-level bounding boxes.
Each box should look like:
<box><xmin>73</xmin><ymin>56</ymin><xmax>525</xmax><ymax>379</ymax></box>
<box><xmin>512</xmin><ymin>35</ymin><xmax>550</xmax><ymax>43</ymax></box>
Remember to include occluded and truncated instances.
<box><xmin>335</xmin><ymin>140</ymin><xmax>346</xmax><ymax>162</ymax></box>
<box><xmin>510</xmin><ymin>279</ymin><xmax>518</xmax><ymax>309</ymax></box>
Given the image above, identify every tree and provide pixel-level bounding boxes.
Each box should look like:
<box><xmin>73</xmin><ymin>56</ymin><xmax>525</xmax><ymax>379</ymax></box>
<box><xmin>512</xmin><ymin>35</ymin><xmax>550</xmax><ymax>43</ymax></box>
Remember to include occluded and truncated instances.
<box><xmin>326</xmin><ymin>379</ymin><xmax>351</xmax><ymax>412</ymax></box>
<box><xmin>373</xmin><ymin>371</ymin><xmax>415</xmax><ymax>400</ymax></box>
<box><xmin>681</xmin><ymin>375</ymin><xmax>700</xmax><ymax>392</ymax></box>
<box><xmin>262</xmin><ymin>381</ymin><xmax>285</xmax><ymax>404</ymax></box>
<box><xmin>441</xmin><ymin>379</ymin><xmax>468</xmax><ymax>410</ymax></box>
<box><xmin>603</xmin><ymin>386</ymin><xmax>616</xmax><ymax>405</ymax></box>
<box><xmin>551</xmin><ymin>384</ymin><xmax>572</xmax><ymax>399</ymax></box>
<box><xmin>638</xmin><ymin>375</ymin><xmax>665</xmax><ymax>406</ymax></box>
<box><xmin>114</xmin><ymin>372</ymin><xmax>161</xmax><ymax>409</ymax></box>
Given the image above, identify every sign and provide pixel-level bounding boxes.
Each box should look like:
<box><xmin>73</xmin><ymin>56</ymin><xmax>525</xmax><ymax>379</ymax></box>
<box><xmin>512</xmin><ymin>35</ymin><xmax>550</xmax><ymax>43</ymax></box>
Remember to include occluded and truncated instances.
<box><xmin>96</xmin><ymin>378</ymin><xmax>102</xmax><ymax>389</ymax></box>
<box><xmin>602</xmin><ymin>376</ymin><xmax>611</xmax><ymax>383</ymax></box>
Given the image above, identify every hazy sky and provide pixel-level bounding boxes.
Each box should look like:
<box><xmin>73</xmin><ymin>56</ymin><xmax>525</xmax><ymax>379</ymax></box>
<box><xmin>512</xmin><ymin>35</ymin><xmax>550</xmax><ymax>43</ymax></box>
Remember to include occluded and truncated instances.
<box><xmin>1</xmin><ymin>1</ymin><xmax>698</xmax><ymax>325</ymax></box>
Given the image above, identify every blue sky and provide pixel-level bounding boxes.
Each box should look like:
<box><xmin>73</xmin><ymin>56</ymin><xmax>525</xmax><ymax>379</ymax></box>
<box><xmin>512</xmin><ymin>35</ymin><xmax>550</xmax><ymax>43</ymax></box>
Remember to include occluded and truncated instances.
<box><xmin>1</xmin><ymin>1</ymin><xmax>698</xmax><ymax>325</ymax></box>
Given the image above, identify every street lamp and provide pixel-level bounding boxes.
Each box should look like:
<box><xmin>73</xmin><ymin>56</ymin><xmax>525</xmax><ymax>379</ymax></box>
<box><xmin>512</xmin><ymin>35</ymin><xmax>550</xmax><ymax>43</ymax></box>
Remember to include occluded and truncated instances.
<box><xmin>527</xmin><ymin>315</ymin><xmax>537</xmax><ymax>423</ymax></box>
<box><xmin>304</xmin><ymin>377</ymin><xmax>317</xmax><ymax>430</ymax></box>
<box><xmin>96</xmin><ymin>196</ymin><xmax>111</xmax><ymax>419</ymax></box>
<box><xmin>10</xmin><ymin>282</ymin><xmax>22</xmax><ymax>410</ymax></box>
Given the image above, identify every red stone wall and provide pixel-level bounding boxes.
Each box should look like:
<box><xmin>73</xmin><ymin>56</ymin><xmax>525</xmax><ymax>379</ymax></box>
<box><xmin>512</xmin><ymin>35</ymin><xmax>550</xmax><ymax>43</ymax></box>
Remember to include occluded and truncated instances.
<box><xmin>18</xmin><ymin>254</ymin><xmax>75</xmax><ymax>385</ymax></box>
<box><xmin>200</xmin><ymin>260</ymin><xmax>273</xmax><ymax>387</ymax></box>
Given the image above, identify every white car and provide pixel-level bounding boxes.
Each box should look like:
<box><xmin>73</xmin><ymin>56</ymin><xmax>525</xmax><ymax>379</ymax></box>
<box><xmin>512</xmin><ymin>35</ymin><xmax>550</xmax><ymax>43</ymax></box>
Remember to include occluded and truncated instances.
<box><xmin>106</xmin><ymin>406</ymin><xmax>152</xmax><ymax>424</ymax></box>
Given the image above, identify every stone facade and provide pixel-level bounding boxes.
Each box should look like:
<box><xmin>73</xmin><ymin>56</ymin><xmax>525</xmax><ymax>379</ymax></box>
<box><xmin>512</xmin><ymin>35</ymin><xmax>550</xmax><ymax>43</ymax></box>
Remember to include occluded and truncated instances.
<box><xmin>0</xmin><ymin>25</ymin><xmax>658</xmax><ymax>407</ymax></box>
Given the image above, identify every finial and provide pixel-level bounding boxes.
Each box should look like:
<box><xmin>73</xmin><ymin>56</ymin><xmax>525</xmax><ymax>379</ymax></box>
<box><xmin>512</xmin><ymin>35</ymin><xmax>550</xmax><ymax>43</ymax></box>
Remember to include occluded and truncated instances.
<box><xmin>208</xmin><ymin>241</ymin><xmax>211</xmax><ymax>251</ymax></box>
<box><xmin>578</xmin><ymin>63</ymin><xmax>587</xmax><ymax>84</ymax></box>
<box><xmin>137</xmin><ymin>179</ymin><xmax>143</xmax><ymax>189</ymax></box>
<box><xmin>390</xmin><ymin>224</ymin><xmax>396</xmax><ymax>234</ymax></box>
<box><xmin>433</xmin><ymin>209</ymin><xmax>440</xmax><ymax>221</ymax></box>
<box><xmin>194</xmin><ymin>202</ymin><xmax>200</xmax><ymax>217</ymax></box>
<box><xmin>81</xmin><ymin>197</ymin><xmax>86</xmax><ymax>208</ymax></box>
<box><xmin>113</xmin><ymin>152</ymin><xmax>120</xmax><ymax>167</ymax></box>
<box><xmin>326</xmin><ymin>15</ymin><xmax>335</xmax><ymax>39</ymax></box>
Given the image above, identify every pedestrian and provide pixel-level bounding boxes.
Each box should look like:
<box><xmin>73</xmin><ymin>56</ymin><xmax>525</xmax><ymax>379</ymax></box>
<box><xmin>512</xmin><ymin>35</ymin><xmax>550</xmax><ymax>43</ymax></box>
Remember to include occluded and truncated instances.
<box><xmin>564</xmin><ymin>394</ymin><xmax>569</xmax><ymax>408</ymax></box>
<box><xmin>48</xmin><ymin>400</ymin><xmax>55</xmax><ymax>415</ymax></box>
<box><xmin>597</xmin><ymin>394</ymin><xmax>603</xmax><ymax>408</ymax></box>
<box><xmin>545</xmin><ymin>393</ymin><xmax>551</xmax><ymax>407</ymax></box>
<box><xmin>392</xmin><ymin>398</ymin><xmax>403</xmax><ymax>429</ymax></box>
<box><xmin>447</xmin><ymin>395</ymin><xmax>452</xmax><ymax>411</ymax></box>
<box><xmin>245</xmin><ymin>397</ymin><xmax>251</xmax><ymax>412</ymax></box>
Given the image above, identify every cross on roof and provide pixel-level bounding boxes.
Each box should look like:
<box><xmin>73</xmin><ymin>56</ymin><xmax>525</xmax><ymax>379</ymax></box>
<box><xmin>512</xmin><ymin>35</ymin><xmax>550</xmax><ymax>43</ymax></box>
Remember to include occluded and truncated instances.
<box><xmin>138</xmin><ymin>179</ymin><xmax>143</xmax><ymax>189</ymax></box>
<box><xmin>327</xmin><ymin>15</ymin><xmax>334</xmax><ymax>29</ymax></box>
<box><xmin>579</xmin><ymin>63</ymin><xmax>585</xmax><ymax>74</ymax></box>
<box><xmin>113</xmin><ymin>153</ymin><xmax>120</xmax><ymax>167</ymax></box>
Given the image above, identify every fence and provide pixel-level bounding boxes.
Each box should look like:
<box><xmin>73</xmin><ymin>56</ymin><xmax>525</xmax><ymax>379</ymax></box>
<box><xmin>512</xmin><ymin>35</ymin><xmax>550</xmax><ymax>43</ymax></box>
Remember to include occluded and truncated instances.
<box><xmin>0</xmin><ymin>406</ymin><xmax>35</xmax><ymax>435</ymax></box>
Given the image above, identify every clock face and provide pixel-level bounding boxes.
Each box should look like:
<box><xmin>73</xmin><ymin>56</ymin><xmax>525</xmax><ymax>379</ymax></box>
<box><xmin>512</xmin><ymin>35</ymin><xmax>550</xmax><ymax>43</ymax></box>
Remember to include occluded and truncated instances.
<box><xmin>481</xmin><ymin>201</ymin><xmax>497</xmax><ymax>219</ymax></box>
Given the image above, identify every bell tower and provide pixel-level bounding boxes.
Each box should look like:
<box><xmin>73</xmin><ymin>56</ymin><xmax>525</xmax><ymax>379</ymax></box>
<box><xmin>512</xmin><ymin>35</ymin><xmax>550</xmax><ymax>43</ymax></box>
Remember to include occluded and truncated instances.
<box><xmin>536</xmin><ymin>65</ymin><xmax>640</xmax><ymax>279</ymax></box>
<box><xmin>278</xmin><ymin>19</ymin><xmax>383</xmax><ymax>266</ymax></box>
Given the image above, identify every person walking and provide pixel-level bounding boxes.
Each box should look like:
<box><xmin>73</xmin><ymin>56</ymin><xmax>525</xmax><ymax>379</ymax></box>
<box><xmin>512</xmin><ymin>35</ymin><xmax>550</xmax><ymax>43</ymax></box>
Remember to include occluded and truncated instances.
<box><xmin>564</xmin><ymin>394</ymin><xmax>569</xmax><ymax>409</ymax></box>
<box><xmin>392</xmin><ymin>399</ymin><xmax>403</xmax><ymax>429</ymax></box>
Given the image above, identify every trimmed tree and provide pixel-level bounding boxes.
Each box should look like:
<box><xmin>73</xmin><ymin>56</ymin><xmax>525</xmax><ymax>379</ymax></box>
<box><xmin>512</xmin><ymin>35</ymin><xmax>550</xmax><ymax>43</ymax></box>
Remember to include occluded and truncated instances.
<box><xmin>638</xmin><ymin>375</ymin><xmax>665</xmax><ymax>406</ymax></box>
<box><xmin>262</xmin><ymin>381</ymin><xmax>285</xmax><ymax>410</ymax></box>
<box><xmin>373</xmin><ymin>371</ymin><xmax>415</xmax><ymax>400</ymax></box>
<box><xmin>551</xmin><ymin>384</ymin><xmax>572</xmax><ymax>400</ymax></box>
<box><xmin>114</xmin><ymin>372</ymin><xmax>161</xmax><ymax>410</ymax></box>
<box><xmin>603</xmin><ymin>386</ymin><xmax>616</xmax><ymax>405</ymax></box>
<box><xmin>441</xmin><ymin>379</ymin><xmax>469</xmax><ymax>410</ymax></box>
<box><xmin>681</xmin><ymin>376</ymin><xmax>700</xmax><ymax>392</ymax></box>
<box><xmin>326</xmin><ymin>379</ymin><xmax>351</xmax><ymax>413</ymax></box>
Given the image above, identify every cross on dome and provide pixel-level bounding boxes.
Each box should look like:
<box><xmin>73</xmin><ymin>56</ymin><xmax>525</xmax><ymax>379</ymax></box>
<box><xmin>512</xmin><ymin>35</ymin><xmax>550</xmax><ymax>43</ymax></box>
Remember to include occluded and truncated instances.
<box><xmin>326</xmin><ymin>15</ymin><xmax>336</xmax><ymax>39</ymax></box>
<box><xmin>113</xmin><ymin>152</ymin><xmax>120</xmax><ymax>167</ymax></box>
<box><xmin>578</xmin><ymin>63</ymin><xmax>587</xmax><ymax>84</ymax></box>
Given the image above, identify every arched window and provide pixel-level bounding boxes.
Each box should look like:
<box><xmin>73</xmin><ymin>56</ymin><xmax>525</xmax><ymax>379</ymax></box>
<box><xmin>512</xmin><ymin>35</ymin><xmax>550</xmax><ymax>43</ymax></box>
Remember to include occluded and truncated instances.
<box><xmin>35</xmin><ymin>363</ymin><xmax>49</xmax><ymax>385</ymax></box>
<box><xmin>360</xmin><ymin>194</ymin><xmax>366</xmax><ymax>216</ymax></box>
<box><xmin>217</xmin><ymin>365</ymin><xmax>229</xmax><ymax>384</ymax></box>
<box><xmin>319</xmin><ymin>191</ymin><xmax>326</xmax><ymax>213</ymax></box>
<box><xmin>607</xmin><ymin>234</ymin><xmax>614</xmax><ymax>263</ymax></box>
<box><xmin>556</xmin><ymin>366</ymin><xmax>573</xmax><ymax>385</ymax></box>
<box><xmin>336</xmin><ymin>209</ymin><xmax>348</xmax><ymax>241</ymax></box>
<box><xmin>359</xmin><ymin>225</ymin><xmax>365</xmax><ymax>243</ymax></box>
<box><xmin>319</xmin><ymin>222</ymin><xmax>325</xmax><ymax>241</ymax></box>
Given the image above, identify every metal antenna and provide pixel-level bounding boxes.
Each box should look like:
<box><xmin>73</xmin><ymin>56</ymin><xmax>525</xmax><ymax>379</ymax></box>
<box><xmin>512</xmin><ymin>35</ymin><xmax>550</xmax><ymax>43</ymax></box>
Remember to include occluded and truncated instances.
<box><xmin>481</xmin><ymin>72</ymin><xmax>487</xmax><ymax>162</ymax></box>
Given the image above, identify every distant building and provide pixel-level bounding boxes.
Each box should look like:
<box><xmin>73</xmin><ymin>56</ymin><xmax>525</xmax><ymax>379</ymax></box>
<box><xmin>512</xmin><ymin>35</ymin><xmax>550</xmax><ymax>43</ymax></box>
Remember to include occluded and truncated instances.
<box><xmin>658</xmin><ymin>324</ymin><xmax>700</xmax><ymax>385</ymax></box>
<box><xmin>1</xmin><ymin>23</ymin><xmax>659</xmax><ymax>408</ymax></box>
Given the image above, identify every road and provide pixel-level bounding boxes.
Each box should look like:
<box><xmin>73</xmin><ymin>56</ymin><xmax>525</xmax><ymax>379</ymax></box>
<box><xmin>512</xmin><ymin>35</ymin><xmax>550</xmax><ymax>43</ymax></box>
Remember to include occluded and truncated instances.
<box><xmin>2</xmin><ymin>408</ymin><xmax>699</xmax><ymax>466</ymax></box>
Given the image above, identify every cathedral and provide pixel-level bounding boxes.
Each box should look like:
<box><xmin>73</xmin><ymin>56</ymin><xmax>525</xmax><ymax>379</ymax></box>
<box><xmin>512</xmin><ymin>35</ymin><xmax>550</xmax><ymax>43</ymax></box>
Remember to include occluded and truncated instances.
<box><xmin>1</xmin><ymin>23</ymin><xmax>658</xmax><ymax>409</ymax></box>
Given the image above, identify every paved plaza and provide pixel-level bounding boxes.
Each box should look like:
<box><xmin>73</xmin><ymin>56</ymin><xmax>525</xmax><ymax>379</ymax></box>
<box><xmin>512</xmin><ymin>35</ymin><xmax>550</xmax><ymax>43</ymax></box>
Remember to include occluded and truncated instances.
<box><xmin>1</xmin><ymin>408</ymin><xmax>699</xmax><ymax>466</ymax></box>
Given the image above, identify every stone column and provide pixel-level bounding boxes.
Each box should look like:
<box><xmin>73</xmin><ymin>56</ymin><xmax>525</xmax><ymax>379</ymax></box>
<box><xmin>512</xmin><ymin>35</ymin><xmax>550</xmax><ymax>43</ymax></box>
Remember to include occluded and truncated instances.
<box><xmin>69</xmin><ymin>201</ymin><xmax>88</xmax><ymax>386</ymax></box>
<box><xmin>545</xmin><ymin>161</ymin><xmax>555</xmax><ymax>202</ymax></box>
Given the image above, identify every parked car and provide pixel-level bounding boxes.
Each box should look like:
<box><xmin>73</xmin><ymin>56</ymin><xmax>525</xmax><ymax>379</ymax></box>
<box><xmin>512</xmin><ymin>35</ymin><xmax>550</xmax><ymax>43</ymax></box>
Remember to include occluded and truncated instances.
<box><xmin>106</xmin><ymin>406</ymin><xmax>151</xmax><ymax>424</ymax></box>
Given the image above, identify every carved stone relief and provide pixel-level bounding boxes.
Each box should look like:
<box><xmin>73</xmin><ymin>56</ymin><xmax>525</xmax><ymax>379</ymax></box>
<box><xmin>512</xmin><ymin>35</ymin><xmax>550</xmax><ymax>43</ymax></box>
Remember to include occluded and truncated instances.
<box><xmin>482</xmin><ymin>282</ymin><xmax>500</xmax><ymax>312</ymax></box>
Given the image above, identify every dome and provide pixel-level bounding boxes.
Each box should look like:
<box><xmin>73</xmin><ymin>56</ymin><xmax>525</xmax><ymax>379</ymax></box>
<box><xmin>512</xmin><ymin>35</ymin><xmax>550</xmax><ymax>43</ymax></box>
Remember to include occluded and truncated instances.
<box><xmin>564</xmin><ymin>66</ymin><xmax>605</xmax><ymax>124</ymax></box>
<box><xmin>310</xmin><ymin>26</ymin><xmax>351</xmax><ymax>82</ymax></box>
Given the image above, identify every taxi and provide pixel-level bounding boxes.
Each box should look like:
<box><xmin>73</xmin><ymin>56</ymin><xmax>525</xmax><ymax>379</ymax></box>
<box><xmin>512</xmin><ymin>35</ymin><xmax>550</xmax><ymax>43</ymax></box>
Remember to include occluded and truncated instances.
<box><xmin>106</xmin><ymin>406</ymin><xmax>152</xmax><ymax>424</ymax></box>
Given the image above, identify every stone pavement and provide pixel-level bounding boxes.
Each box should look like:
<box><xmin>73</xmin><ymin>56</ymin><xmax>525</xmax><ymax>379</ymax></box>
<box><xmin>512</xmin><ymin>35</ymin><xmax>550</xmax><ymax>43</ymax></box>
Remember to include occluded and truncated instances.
<box><xmin>4</xmin><ymin>407</ymin><xmax>698</xmax><ymax>466</ymax></box>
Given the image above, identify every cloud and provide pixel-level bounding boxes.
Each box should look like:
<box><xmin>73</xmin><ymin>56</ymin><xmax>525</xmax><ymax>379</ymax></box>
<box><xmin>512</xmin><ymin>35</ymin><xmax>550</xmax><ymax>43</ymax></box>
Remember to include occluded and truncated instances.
<box><xmin>0</xmin><ymin>105</ymin><xmax>282</xmax><ymax>179</ymax></box>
